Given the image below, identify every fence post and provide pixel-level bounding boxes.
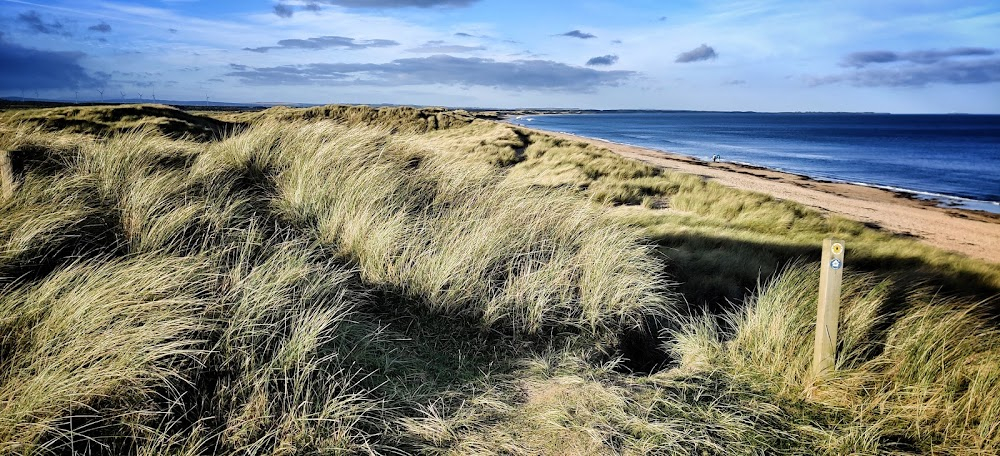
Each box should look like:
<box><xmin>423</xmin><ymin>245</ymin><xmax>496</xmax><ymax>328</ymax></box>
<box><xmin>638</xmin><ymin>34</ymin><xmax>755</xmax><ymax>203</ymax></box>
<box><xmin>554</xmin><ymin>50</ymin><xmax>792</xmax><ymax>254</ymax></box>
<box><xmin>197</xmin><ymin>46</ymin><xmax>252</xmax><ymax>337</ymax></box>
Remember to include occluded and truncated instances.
<box><xmin>0</xmin><ymin>150</ymin><xmax>15</xmax><ymax>200</ymax></box>
<box><xmin>813</xmin><ymin>238</ymin><xmax>845</xmax><ymax>375</ymax></box>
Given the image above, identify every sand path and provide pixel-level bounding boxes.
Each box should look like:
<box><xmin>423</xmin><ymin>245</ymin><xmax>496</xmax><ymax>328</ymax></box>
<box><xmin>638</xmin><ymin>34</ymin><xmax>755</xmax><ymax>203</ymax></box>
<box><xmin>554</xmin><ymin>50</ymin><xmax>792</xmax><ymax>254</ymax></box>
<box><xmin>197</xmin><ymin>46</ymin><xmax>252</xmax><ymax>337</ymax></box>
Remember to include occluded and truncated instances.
<box><xmin>528</xmin><ymin>128</ymin><xmax>1000</xmax><ymax>264</ymax></box>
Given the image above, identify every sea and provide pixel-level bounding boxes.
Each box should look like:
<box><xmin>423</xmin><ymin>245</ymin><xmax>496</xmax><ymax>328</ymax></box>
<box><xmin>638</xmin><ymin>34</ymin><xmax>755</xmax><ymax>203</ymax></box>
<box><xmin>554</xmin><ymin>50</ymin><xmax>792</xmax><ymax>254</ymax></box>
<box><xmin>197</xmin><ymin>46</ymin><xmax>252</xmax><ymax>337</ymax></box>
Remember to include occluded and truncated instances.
<box><xmin>515</xmin><ymin>112</ymin><xmax>1000</xmax><ymax>214</ymax></box>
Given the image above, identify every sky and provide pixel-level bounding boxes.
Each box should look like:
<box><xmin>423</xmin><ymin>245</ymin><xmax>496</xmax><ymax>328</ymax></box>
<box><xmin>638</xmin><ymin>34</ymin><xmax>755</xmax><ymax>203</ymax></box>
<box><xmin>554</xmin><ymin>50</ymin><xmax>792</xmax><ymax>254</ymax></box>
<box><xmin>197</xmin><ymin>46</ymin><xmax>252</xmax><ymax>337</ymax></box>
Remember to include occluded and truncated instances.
<box><xmin>0</xmin><ymin>0</ymin><xmax>998</xmax><ymax>113</ymax></box>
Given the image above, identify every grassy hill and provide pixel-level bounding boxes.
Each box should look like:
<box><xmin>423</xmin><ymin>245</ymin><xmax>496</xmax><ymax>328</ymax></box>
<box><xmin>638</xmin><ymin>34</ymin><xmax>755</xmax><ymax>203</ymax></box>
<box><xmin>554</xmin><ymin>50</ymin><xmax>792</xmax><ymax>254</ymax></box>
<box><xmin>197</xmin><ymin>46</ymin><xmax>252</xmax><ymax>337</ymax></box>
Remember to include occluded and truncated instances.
<box><xmin>0</xmin><ymin>104</ymin><xmax>997</xmax><ymax>455</ymax></box>
<box><xmin>0</xmin><ymin>104</ymin><xmax>240</xmax><ymax>141</ymax></box>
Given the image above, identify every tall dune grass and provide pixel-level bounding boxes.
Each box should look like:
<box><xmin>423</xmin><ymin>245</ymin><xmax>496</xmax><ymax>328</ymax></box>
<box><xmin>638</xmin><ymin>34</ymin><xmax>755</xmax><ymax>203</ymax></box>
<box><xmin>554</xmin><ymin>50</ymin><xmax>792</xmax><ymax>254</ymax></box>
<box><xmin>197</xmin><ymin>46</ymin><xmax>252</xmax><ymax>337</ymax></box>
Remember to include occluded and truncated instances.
<box><xmin>0</xmin><ymin>107</ymin><xmax>677</xmax><ymax>453</ymax></box>
<box><xmin>407</xmin><ymin>265</ymin><xmax>999</xmax><ymax>454</ymax></box>
<box><xmin>0</xmin><ymin>176</ymin><xmax>121</xmax><ymax>286</ymax></box>
<box><xmin>0</xmin><ymin>255</ymin><xmax>212</xmax><ymax>453</ymax></box>
<box><xmin>1</xmin><ymin>104</ymin><xmax>998</xmax><ymax>455</ymax></box>
<box><xmin>195</xmin><ymin>120</ymin><xmax>676</xmax><ymax>341</ymax></box>
<box><xmin>671</xmin><ymin>265</ymin><xmax>1000</xmax><ymax>454</ymax></box>
<box><xmin>200</xmin><ymin>234</ymin><xmax>385</xmax><ymax>455</ymax></box>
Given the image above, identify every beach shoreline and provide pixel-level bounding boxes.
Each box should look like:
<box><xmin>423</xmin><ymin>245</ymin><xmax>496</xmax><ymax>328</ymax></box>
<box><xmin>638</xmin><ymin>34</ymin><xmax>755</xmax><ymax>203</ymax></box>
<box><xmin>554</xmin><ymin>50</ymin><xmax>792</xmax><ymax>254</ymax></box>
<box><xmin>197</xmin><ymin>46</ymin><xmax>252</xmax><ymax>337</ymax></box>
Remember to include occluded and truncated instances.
<box><xmin>518</xmin><ymin>125</ymin><xmax>1000</xmax><ymax>264</ymax></box>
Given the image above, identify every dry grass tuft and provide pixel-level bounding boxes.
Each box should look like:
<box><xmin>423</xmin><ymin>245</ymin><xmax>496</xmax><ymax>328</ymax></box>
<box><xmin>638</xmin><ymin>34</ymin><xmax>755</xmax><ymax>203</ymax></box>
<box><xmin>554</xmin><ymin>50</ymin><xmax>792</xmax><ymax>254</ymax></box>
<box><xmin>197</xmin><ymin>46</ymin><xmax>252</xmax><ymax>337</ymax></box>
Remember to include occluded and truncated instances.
<box><xmin>672</xmin><ymin>265</ymin><xmax>1000</xmax><ymax>454</ymax></box>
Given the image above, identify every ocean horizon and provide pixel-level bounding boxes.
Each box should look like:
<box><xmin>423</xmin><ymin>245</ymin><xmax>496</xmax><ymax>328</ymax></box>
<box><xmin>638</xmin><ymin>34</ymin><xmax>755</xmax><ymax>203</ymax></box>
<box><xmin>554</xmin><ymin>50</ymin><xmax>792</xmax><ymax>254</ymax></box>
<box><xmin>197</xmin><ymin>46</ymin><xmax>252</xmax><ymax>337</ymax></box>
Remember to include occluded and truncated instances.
<box><xmin>518</xmin><ymin>112</ymin><xmax>1000</xmax><ymax>214</ymax></box>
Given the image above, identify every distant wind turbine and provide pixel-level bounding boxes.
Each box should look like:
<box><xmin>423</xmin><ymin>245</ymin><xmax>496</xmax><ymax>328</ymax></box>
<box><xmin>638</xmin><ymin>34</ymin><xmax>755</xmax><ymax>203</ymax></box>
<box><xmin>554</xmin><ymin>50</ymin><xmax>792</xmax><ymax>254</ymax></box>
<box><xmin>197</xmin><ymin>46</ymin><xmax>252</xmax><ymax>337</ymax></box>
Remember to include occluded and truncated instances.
<box><xmin>120</xmin><ymin>90</ymin><xmax>126</xmax><ymax>102</ymax></box>
<box><xmin>34</xmin><ymin>89</ymin><xmax>39</xmax><ymax>99</ymax></box>
<box><xmin>74</xmin><ymin>91</ymin><xmax>78</xmax><ymax>103</ymax></box>
<box><xmin>137</xmin><ymin>92</ymin><xmax>143</xmax><ymax>101</ymax></box>
<box><xmin>97</xmin><ymin>89</ymin><xmax>104</xmax><ymax>102</ymax></box>
<box><xmin>151</xmin><ymin>89</ymin><xmax>156</xmax><ymax>102</ymax></box>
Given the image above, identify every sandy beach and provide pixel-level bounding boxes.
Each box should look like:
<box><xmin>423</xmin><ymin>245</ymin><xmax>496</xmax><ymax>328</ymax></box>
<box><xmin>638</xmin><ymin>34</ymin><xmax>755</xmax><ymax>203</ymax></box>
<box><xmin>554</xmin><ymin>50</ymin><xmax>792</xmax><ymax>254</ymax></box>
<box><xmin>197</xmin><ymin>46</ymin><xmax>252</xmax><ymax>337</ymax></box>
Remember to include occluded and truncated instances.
<box><xmin>526</xmin><ymin>128</ymin><xmax>1000</xmax><ymax>264</ymax></box>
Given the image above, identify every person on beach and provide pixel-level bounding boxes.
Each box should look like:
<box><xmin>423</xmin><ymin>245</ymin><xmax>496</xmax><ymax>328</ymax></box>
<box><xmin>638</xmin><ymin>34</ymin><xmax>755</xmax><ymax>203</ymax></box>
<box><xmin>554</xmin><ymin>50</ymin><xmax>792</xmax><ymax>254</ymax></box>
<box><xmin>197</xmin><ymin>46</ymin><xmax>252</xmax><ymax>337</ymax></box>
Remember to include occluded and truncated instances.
<box><xmin>712</xmin><ymin>154</ymin><xmax>720</xmax><ymax>162</ymax></box>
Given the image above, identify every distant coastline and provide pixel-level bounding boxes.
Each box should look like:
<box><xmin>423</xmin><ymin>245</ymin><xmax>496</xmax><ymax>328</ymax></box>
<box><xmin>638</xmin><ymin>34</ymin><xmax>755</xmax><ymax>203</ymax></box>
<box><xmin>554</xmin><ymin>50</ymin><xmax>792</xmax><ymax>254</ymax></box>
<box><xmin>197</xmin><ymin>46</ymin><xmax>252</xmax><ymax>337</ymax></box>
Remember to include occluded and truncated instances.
<box><xmin>509</xmin><ymin>111</ymin><xmax>1000</xmax><ymax>215</ymax></box>
<box><xmin>7</xmin><ymin>98</ymin><xmax>999</xmax><ymax>116</ymax></box>
<box><xmin>516</xmin><ymin>123</ymin><xmax>1000</xmax><ymax>215</ymax></box>
<box><xmin>511</xmin><ymin>124</ymin><xmax>1000</xmax><ymax>262</ymax></box>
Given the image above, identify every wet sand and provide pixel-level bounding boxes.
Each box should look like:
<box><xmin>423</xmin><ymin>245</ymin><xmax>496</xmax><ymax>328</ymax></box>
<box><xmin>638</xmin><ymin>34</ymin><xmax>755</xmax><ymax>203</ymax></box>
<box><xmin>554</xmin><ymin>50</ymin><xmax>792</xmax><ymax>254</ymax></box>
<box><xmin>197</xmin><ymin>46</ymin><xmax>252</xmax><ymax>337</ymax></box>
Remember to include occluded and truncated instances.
<box><xmin>526</xmin><ymin>127</ymin><xmax>1000</xmax><ymax>264</ymax></box>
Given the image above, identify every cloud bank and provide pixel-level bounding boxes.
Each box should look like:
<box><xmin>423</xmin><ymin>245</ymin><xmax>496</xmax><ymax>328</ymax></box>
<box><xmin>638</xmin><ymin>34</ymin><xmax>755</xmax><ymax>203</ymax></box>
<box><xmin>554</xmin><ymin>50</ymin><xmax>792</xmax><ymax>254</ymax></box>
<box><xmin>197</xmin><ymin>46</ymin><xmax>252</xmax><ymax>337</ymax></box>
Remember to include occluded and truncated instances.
<box><xmin>408</xmin><ymin>41</ymin><xmax>485</xmax><ymax>53</ymax></box>
<box><xmin>559</xmin><ymin>30</ymin><xmax>596</xmax><ymax>39</ymax></box>
<box><xmin>0</xmin><ymin>34</ymin><xmax>106</xmax><ymax>90</ymax></box>
<box><xmin>245</xmin><ymin>36</ymin><xmax>399</xmax><ymax>53</ymax></box>
<box><xmin>273</xmin><ymin>3</ymin><xmax>294</xmax><ymax>18</ymax></box>
<box><xmin>813</xmin><ymin>58</ymin><xmax>1000</xmax><ymax>87</ymax></box>
<box><xmin>842</xmin><ymin>47</ymin><xmax>995</xmax><ymax>68</ymax></box>
<box><xmin>675</xmin><ymin>44</ymin><xmax>717</xmax><ymax>63</ymax></box>
<box><xmin>17</xmin><ymin>10</ymin><xmax>67</xmax><ymax>35</ymax></box>
<box><xmin>226</xmin><ymin>55</ymin><xmax>634</xmax><ymax>91</ymax></box>
<box><xmin>814</xmin><ymin>47</ymin><xmax>1000</xmax><ymax>87</ymax></box>
<box><xmin>88</xmin><ymin>22</ymin><xmax>112</xmax><ymax>33</ymax></box>
<box><xmin>586</xmin><ymin>55</ymin><xmax>618</xmax><ymax>66</ymax></box>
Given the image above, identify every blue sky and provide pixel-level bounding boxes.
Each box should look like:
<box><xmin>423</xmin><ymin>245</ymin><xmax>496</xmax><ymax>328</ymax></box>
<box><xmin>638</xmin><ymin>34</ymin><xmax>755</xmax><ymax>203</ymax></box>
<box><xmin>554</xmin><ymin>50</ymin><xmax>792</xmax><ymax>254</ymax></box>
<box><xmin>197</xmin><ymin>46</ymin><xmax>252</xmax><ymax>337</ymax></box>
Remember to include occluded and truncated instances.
<box><xmin>1</xmin><ymin>0</ymin><xmax>998</xmax><ymax>112</ymax></box>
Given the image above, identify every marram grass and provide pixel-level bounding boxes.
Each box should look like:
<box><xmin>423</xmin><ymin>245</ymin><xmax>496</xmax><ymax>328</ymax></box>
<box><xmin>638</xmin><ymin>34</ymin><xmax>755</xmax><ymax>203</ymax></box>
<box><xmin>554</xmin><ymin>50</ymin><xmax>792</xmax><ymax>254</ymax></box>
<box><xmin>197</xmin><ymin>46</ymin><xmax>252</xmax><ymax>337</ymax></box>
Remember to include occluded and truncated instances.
<box><xmin>0</xmin><ymin>104</ymin><xmax>997</xmax><ymax>455</ymax></box>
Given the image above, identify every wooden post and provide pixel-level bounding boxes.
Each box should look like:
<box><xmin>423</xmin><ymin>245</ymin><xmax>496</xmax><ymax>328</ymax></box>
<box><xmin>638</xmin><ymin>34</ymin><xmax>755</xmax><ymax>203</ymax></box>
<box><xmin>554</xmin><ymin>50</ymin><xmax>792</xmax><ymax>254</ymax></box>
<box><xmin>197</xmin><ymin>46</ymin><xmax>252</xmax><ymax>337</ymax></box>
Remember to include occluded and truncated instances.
<box><xmin>813</xmin><ymin>238</ymin><xmax>845</xmax><ymax>375</ymax></box>
<box><xmin>0</xmin><ymin>150</ymin><xmax>15</xmax><ymax>200</ymax></box>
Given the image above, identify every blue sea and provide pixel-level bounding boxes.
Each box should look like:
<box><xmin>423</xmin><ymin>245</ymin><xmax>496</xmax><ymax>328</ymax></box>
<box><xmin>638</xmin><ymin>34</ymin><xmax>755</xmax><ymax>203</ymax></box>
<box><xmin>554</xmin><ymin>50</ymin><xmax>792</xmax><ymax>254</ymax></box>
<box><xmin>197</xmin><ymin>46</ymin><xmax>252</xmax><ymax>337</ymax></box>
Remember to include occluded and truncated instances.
<box><xmin>516</xmin><ymin>112</ymin><xmax>1000</xmax><ymax>214</ymax></box>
